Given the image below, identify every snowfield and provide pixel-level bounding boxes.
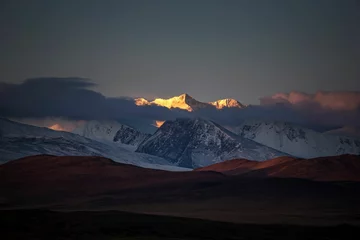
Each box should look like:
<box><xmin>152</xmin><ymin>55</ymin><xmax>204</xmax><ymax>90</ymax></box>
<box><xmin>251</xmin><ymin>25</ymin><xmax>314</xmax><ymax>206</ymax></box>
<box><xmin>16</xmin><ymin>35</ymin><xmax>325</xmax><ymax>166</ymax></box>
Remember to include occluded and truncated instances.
<box><xmin>233</xmin><ymin>120</ymin><xmax>360</xmax><ymax>158</ymax></box>
<box><xmin>0</xmin><ymin>118</ymin><xmax>190</xmax><ymax>171</ymax></box>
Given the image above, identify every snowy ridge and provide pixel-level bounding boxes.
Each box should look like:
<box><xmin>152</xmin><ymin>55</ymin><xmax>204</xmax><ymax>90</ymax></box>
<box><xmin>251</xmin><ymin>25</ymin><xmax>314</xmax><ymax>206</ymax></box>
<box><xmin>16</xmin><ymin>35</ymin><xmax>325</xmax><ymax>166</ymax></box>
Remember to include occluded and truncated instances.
<box><xmin>134</xmin><ymin>93</ymin><xmax>245</xmax><ymax>112</ymax></box>
<box><xmin>234</xmin><ymin>120</ymin><xmax>360</xmax><ymax>158</ymax></box>
<box><xmin>209</xmin><ymin>98</ymin><xmax>245</xmax><ymax>109</ymax></box>
<box><xmin>150</xmin><ymin>93</ymin><xmax>210</xmax><ymax>112</ymax></box>
<box><xmin>72</xmin><ymin>120</ymin><xmax>150</xmax><ymax>147</ymax></box>
<box><xmin>136</xmin><ymin>118</ymin><xmax>286</xmax><ymax>168</ymax></box>
<box><xmin>0</xmin><ymin>118</ymin><xmax>189</xmax><ymax>171</ymax></box>
<box><xmin>72</xmin><ymin>120</ymin><xmax>122</xmax><ymax>142</ymax></box>
<box><xmin>113</xmin><ymin>125</ymin><xmax>150</xmax><ymax>146</ymax></box>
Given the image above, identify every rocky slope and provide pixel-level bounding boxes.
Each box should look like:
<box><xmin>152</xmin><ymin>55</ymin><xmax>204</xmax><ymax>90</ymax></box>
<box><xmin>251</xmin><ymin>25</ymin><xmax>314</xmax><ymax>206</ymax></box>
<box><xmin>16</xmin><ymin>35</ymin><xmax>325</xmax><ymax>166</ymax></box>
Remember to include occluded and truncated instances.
<box><xmin>136</xmin><ymin>118</ymin><xmax>286</xmax><ymax>168</ymax></box>
<box><xmin>234</xmin><ymin>120</ymin><xmax>360</xmax><ymax>158</ymax></box>
<box><xmin>72</xmin><ymin>120</ymin><xmax>150</xmax><ymax>147</ymax></box>
<box><xmin>0</xmin><ymin>118</ymin><xmax>187</xmax><ymax>171</ymax></box>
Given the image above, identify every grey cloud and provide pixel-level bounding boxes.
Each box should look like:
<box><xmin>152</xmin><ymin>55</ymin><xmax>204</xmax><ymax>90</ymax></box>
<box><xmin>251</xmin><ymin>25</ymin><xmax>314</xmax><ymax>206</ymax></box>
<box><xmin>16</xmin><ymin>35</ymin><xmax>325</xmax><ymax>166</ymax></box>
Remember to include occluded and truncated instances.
<box><xmin>0</xmin><ymin>77</ymin><xmax>188</xmax><ymax>121</ymax></box>
<box><xmin>1</xmin><ymin>78</ymin><xmax>359</xmax><ymax>131</ymax></box>
<box><xmin>259</xmin><ymin>91</ymin><xmax>360</xmax><ymax>128</ymax></box>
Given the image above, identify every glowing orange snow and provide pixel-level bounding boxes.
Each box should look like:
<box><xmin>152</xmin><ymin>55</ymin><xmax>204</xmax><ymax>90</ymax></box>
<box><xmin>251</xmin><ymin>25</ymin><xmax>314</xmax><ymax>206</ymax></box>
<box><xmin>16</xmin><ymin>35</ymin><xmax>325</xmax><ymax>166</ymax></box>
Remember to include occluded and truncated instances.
<box><xmin>154</xmin><ymin>120</ymin><xmax>165</xmax><ymax>128</ymax></box>
<box><xmin>209</xmin><ymin>99</ymin><xmax>244</xmax><ymax>109</ymax></box>
<box><xmin>134</xmin><ymin>94</ymin><xmax>244</xmax><ymax>112</ymax></box>
<box><xmin>134</xmin><ymin>98</ymin><xmax>150</xmax><ymax>106</ymax></box>
<box><xmin>152</xmin><ymin>94</ymin><xmax>194</xmax><ymax>111</ymax></box>
<box><xmin>48</xmin><ymin>124</ymin><xmax>66</xmax><ymax>131</ymax></box>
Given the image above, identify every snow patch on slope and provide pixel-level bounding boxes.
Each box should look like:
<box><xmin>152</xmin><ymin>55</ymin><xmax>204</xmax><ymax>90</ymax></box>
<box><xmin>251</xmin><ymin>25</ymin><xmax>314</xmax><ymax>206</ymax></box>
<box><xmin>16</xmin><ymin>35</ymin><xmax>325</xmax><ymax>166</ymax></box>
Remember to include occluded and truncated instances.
<box><xmin>72</xmin><ymin>120</ymin><xmax>150</xmax><ymax>147</ymax></box>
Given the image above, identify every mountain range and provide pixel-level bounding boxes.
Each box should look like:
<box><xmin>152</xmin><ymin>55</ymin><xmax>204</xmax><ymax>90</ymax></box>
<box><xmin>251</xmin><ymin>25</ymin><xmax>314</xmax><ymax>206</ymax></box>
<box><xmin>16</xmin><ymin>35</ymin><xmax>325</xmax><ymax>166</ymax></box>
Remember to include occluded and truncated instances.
<box><xmin>1</xmin><ymin>93</ymin><xmax>360</xmax><ymax>170</ymax></box>
<box><xmin>234</xmin><ymin>120</ymin><xmax>360</xmax><ymax>158</ymax></box>
<box><xmin>136</xmin><ymin>118</ymin><xmax>285</xmax><ymax>168</ymax></box>
<box><xmin>0</xmin><ymin>118</ymin><xmax>188</xmax><ymax>171</ymax></box>
<box><xmin>0</xmin><ymin>118</ymin><xmax>287</xmax><ymax>168</ymax></box>
<box><xmin>2</xmin><ymin>114</ymin><xmax>360</xmax><ymax>169</ymax></box>
<box><xmin>135</xmin><ymin>93</ymin><xmax>245</xmax><ymax>112</ymax></box>
<box><xmin>2</xmin><ymin>94</ymin><xmax>360</xmax><ymax>227</ymax></box>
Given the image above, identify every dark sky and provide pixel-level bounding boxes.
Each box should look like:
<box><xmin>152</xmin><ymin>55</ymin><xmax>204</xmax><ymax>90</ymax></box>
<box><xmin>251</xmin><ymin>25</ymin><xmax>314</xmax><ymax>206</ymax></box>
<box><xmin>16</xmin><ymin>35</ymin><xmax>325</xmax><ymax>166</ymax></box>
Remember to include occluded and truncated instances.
<box><xmin>1</xmin><ymin>0</ymin><xmax>359</xmax><ymax>104</ymax></box>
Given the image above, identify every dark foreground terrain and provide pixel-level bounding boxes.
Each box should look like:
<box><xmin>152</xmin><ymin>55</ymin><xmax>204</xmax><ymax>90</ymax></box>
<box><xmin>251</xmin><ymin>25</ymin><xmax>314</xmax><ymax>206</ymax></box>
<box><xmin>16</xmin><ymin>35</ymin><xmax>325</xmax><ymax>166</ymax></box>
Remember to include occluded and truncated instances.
<box><xmin>1</xmin><ymin>155</ymin><xmax>360</xmax><ymax>226</ymax></box>
<box><xmin>1</xmin><ymin>209</ymin><xmax>360</xmax><ymax>240</ymax></box>
<box><xmin>2</xmin><ymin>155</ymin><xmax>360</xmax><ymax>239</ymax></box>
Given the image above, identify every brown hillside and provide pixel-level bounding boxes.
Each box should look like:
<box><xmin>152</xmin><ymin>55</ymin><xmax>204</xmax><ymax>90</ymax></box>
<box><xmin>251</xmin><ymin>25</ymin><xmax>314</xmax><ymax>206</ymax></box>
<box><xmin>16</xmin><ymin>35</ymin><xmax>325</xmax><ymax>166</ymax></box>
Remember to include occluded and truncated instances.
<box><xmin>196</xmin><ymin>155</ymin><xmax>360</xmax><ymax>181</ymax></box>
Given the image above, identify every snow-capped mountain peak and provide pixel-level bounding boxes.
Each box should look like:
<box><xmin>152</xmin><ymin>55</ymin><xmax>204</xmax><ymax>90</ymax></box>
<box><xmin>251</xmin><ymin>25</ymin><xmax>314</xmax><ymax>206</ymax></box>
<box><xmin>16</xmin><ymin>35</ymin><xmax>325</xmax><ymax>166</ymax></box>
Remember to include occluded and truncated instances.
<box><xmin>134</xmin><ymin>94</ymin><xmax>245</xmax><ymax>112</ymax></box>
<box><xmin>113</xmin><ymin>124</ymin><xmax>151</xmax><ymax>146</ymax></box>
<box><xmin>136</xmin><ymin>118</ymin><xmax>286</xmax><ymax>168</ymax></box>
<box><xmin>209</xmin><ymin>98</ymin><xmax>245</xmax><ymax>109</ymax></box>
<box><xmin>234</xmin><ymin>120</ymin><xmax>360</xmax><ymax>158</ymax></box>
<box><xmin>134</xmin><ymin>97</ymin><xmax>150</xmax><ymax>106</ymax></box>
<box><xmin>151</xmin><ymin>93</ymin><xmax>209</xmax><ymax>112</ymax></box>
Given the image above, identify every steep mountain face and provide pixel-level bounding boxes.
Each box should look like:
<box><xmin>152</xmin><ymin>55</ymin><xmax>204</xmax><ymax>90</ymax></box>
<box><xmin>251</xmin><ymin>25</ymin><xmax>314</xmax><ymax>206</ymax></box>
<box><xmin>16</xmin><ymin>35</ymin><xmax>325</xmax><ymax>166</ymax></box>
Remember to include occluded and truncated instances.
<box><xmin>209</xmin><ymin>98</ymin><xmax>246</xmax><ymax>109</ymax></box>
<box><xmin>0</xmin><ymin>118</ymin><xmax>188</xmax><ymax>171</ymax></box>
<box><xmin>72</xmin><ymin>120</ymin><xmax>150</xmax><ymax>147</ymax></box>
<box><xmin>136</xmin><ymin>118</ymin><xmax>286</xmax><ymax>168</ymax></box>
<box><xmin>134</xmin><ymin>94</ymin><xmax>245</xmax><ymax>112</ymax></box>
<box><xmin>234</xmin><ymin>120</ymin><xmax>360</xmax><ymax>158</ymax></box>
<box><xmin>151</xmin><ymin>94</ymin><xmax>210</xmax><ymax>112</ymax></box>
<box><xmin>113</xmin><ymin>125</ymin><xmax>150</xmax><ymax>146</ymax></box>
<box><xmin>72</xmin><ymin>120</ymin><xmax>122</xmax><ymax>142</ymax></box>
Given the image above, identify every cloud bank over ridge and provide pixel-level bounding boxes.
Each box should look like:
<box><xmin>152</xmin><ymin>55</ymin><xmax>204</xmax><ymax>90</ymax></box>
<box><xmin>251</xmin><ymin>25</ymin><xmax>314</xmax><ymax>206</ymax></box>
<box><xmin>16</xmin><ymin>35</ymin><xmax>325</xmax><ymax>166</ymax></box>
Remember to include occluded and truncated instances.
<box><xmin>1</xmin><ymin>78</ymin><xmax>359</xmax><ymax>129</ymax></box>
<box><xmin>260</xmin><ymin>91</ymin><xmax>360</xmax><ymax>111</ymax></box>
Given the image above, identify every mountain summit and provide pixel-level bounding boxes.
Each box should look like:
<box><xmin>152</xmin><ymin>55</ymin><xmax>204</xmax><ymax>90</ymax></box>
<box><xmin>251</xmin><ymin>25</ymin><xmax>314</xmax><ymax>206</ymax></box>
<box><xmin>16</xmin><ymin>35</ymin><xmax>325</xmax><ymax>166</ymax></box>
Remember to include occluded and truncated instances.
<box><xmin>135</xmin><ymin>94</ymin><xmax>244</xmax><ymax>112</ymax></box>
<box><xmin>151</xmin><ymin>93</ymin><xmax>210</xmax><ymax>112</ymax></box>
<box><xmin>234</xmin><ymin>120</ymin><xmax>360</xmax><ymax>158</ymax></box>
<box><xmin>136</xmin><ymin>118</ymin><xmax>286</xmax><ymax>168</ymax></box>
<box><xmin>209</xmin><ymin>98</ymin><xmax>246</xmax><ymax>109</ymax></box>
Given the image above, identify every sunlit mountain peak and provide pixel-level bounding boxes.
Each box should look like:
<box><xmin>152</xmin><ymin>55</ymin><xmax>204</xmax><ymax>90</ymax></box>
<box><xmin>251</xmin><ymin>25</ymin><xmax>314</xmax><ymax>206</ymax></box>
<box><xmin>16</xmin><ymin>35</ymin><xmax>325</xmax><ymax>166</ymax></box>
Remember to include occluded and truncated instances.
<box><xmin>209</xmin><ymin>98</ymin><xmax>245</xmax><ymax>109</ymax></box>
<box><xmin>152</xmin><ymin>94</ymin><xmax>193</xmax><ymax>111</ymax></box>
<box><xmin>178</xmin><ymin>93</ymin><xmax>192</xmax><ymax>100</ymax></box>
<box><xmin>134</xmin><ymin>94</ymin><xmax>245</xmax><ymax>112</ymax></box>
<box><xmin>153</xmin><ymin>120</ymin><xmax>165</xmax><ymax>128</ymax></box>
<box><xmin>134</xmin><ymin>97</ymin><xmax>150</xmax><ymax>106</ymax></box>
